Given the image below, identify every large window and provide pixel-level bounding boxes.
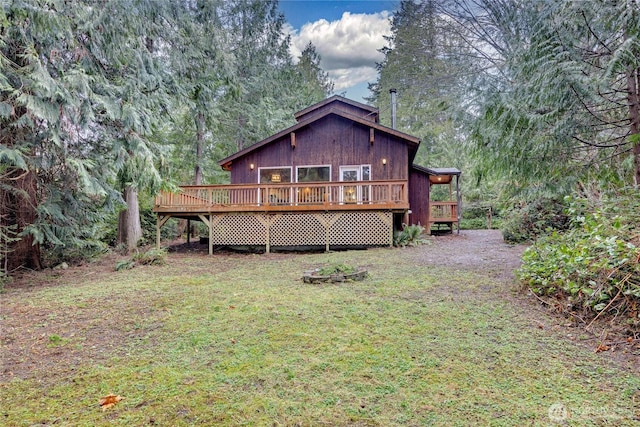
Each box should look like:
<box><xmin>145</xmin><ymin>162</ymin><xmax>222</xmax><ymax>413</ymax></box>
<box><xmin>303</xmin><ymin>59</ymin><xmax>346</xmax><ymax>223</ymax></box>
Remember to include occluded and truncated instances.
<box><xmin>297</xmin><ymin>165</ymin><xmax>331</xmax><ymax>183</ymax></box>
<box><xmin>259</xmin><ymin>167</ymin><xmax>291</xmax><ymax>204</ymax></box>
<box><xmin>296</xmin><ymin>165</ymin><xmax>330</xmax><ymax>204</ymax></box>
<box><xmin>259</xmin><ymin>167</ymin><xmax>291</xmax><ymax>184</ymax></box>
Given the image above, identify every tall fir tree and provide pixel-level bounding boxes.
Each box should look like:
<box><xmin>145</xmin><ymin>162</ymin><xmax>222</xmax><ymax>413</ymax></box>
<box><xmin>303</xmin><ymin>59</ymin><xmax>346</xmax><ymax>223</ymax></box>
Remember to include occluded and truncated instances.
<box><xmin>0</xmin><ymin>0</ymin><xmax>172</xmax><ymax>269</ymax></box>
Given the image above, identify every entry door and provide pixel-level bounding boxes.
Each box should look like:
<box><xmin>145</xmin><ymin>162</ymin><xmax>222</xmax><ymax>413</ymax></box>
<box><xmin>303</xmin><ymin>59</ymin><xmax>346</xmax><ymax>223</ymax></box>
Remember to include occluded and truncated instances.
<box><xmin>340</xmin><ymin>166</ymin><xmax>360</xmax><ymax>203</ymax></box>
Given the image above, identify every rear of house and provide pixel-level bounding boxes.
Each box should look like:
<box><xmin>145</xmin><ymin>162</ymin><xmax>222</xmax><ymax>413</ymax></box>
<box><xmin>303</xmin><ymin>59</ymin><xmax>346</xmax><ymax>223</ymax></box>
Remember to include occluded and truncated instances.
<box><xmin>154</xmin><ymin>96</ymin><xmax>460</xmax><ymax>253</ymax></box>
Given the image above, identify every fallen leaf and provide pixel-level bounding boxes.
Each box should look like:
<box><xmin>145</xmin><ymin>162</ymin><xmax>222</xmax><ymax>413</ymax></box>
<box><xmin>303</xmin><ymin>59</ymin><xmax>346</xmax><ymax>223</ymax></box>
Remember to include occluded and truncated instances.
<box><xmin>595</xmin><ymin>344</ymin><xmax>610</xmax><ymax>353</ymax></box>
<box><xmin>231</xmin><ymin>338</ymin><xmax>236</xmax><ymax>344</ymax></box>
<box><xmin>627</xmin><ymin>337</ymin><xmax>634</xmax><ymax>343</ymax></box>
<box><xmin>99</xmin><ymin>394</ymin><xmax>123</xmax><ymax>411</ymax></box>
<box><xmin>229</xmin><ymin>305</ymin><xmax>235</xmax><ymax>309</ymax></box>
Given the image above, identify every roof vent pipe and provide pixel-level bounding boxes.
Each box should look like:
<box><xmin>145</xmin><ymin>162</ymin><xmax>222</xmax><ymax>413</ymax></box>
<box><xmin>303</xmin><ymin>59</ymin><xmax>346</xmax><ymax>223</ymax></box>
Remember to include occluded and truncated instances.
<box><xmin>389</xmin><ymin>88</ymin><xmax>397</xmax><ymax>130</ymax></box>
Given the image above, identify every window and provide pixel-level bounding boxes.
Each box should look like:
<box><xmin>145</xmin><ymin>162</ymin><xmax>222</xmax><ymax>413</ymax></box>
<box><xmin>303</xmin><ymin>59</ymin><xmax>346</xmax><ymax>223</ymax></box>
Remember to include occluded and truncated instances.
<box><xmin>259</xmin><ymin>167</ymin><xmax>291</xmax><ymax>184</ymax></box>
<box><xmin>339</xmin><ymin>165</ymin><xmax>371</xmax><ymax>203</ymax></box>
<box><xmin>297</xmin><ymin>166</ymin><xmax>330</xmax><ymax>183</ymax></box>
<box><xmin>259</xmin><ymin>167</ymin><xmax>291</xmax><ymax>204</ymax></box>
<box><xmin>297</xmin><ymin>165</ymin><xmax>330</xmax><ymax>204</ymax></box>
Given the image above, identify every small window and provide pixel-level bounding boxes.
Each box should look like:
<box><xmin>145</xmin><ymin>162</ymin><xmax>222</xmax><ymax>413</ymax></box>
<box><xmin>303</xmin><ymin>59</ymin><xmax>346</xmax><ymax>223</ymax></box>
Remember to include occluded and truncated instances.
<box><xmin>362</xmin><ymin>165</ymin><xmax>371</xmax><ymax>181</ymax></box>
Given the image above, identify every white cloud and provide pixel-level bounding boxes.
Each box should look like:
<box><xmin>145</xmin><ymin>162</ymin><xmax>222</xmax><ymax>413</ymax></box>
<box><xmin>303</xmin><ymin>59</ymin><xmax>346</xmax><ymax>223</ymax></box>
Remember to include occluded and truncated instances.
<box><xmin>287</xmin><ymin>11</ymin><xmax>391</xmax><ymax>91</ymax></box>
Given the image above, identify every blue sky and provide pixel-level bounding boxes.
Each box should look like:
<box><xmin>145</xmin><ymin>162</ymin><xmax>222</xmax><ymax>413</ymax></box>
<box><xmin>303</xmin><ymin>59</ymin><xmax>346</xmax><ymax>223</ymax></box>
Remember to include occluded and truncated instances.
<box><xmin>278</xmin><ymin>0</ymin><xmax>397</xmax><ymax>102</ymax></box>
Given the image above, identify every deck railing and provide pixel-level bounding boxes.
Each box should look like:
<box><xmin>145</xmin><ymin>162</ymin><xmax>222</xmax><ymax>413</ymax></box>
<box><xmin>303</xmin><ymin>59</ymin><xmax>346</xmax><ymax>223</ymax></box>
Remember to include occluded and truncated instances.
<box><xmin>428</xmin><ymin>201</ymin><xmax>458</xmax><ymax>223</ymax></box>
<box><xmin>154</xmin><ymin>180</ymin><xmax>409</xmax><ymax>213</ymax></box>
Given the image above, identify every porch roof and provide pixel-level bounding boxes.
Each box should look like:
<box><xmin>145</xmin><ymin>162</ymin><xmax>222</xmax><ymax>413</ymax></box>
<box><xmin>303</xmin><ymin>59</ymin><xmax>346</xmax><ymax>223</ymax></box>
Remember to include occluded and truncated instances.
<box><xmin>411</xmin><ymin>164</ymin><xmax>462</xmax><ymax>176</ymax></box>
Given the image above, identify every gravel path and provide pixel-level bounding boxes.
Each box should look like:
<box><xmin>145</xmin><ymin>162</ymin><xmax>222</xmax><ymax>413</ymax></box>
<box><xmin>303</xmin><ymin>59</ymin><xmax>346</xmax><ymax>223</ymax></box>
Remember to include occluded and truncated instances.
<box><xmin>416</xmin><ymin>229</ymin><xmax>526</xmax><ymax>282</ymax></box>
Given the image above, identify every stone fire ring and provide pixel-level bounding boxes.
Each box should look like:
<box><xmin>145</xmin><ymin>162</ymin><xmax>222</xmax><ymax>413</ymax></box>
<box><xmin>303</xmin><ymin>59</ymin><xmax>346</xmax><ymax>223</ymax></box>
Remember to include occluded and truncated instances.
<box><xmin>302</xmin><ymin>268</ymin><xmax>368</xmax><ymax>284</ymax></box>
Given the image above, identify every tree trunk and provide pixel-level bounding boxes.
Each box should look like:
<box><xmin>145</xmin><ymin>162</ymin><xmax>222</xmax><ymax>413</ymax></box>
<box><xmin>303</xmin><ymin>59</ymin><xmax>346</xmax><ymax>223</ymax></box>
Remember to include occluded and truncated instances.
<box><xmin>628</xmin><ymin>67</ymin><xmax>640</xmax><ymax>186</ymax></box>
<box><xmin>237</xmin><ymin>113</ymin><xmax>247</xmax><ymax>151</ymax></box>
<box><xmin>2</xmin><ymin>170</ymin><xmax>42</xmax><ymax>271</ymax></box>
<box><xmin>117</xmin><ymin>185</ymin><xmax>142</xmax><ymax>251</ymax></box>
<box><xmin>194</xmin><ymin>111</ymin><xmax>204</xmax><ymax>186</ymax></box>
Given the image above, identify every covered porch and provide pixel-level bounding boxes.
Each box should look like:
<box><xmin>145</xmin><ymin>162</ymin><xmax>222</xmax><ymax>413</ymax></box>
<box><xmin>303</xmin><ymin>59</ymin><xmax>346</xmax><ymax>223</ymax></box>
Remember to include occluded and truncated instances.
<box><xmin>426</xmin><ymin>168</ymin><xmax>462</xmax><ymax>234</ymax></box>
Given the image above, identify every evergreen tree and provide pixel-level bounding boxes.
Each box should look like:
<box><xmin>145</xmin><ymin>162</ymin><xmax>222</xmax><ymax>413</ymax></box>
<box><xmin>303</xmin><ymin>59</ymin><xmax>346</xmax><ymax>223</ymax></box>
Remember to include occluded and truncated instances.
<box><xmin>215</xmin><ymin>0</ymin><xmax>321</xmax><ymax>152</ymax></box>
<box><xmin>0</xmin><ymin>0</ymin><xmax>172</xmax><ymax>268</ymax></box>
<box><xmin>165</xmin><ymin>0</ymin><xmax>235</xmax><ymax>186</ymax></box>
<box><xmin>370</xmin><ymin>0</ymin><xmax>474</xmax><ymax>189</ymax></box>
<box><xmin>444</xmin><ymin>0</ymin><xmax>640</xmax><ymax>192</ymax></box>
<box><xmin>297</xmin><ymin>41</ymin><xmax>335</xmax><ymax>99</ymax></box>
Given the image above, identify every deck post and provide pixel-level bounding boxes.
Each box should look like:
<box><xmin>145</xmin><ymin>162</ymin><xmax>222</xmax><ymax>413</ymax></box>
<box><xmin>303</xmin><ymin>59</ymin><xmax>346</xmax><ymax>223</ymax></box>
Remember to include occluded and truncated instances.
<box><xmin>187</xmin><ymin>219</ymin><xmax>190</xmax><ymax>244</ymax></box>
<box><xmin>389</xmin><ymin>220</ymin><xmax>394</xmax><ymax>247</ymax></box>
<box><xmin>156</xmin><ymin>215</ymin><xmax>161</xmax><ymax>250</ymax></box>
<box><xmin>326</xmin><ymin>221</ymin><xmax>330</xmax><ymax>252</ymax></box>
<box><xmin>456</xmin><ymin>174</ymin><xmax>462</xmax><ymax>234</ymax></box>
<box><xmin>209</xmin><ymin>213</ymin><xmax>213</xmax><ymax>255</ymax></box>
<box><xmin>265</xmin><ymin>214</ymin><xmax>270</xmax><ymax>254</ymax></box>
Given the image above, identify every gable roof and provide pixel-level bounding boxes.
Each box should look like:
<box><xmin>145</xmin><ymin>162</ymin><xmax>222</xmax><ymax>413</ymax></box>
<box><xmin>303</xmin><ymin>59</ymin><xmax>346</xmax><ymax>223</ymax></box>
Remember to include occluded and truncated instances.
<box><xmin>294</xmin><ymin>95</ymin><xmax>378</xmax><ymax>123</ymax></box>
<box><xmin>218</xmin><ymin>106</ymin><xmax>420</xmax><ymax>170</ymax></box>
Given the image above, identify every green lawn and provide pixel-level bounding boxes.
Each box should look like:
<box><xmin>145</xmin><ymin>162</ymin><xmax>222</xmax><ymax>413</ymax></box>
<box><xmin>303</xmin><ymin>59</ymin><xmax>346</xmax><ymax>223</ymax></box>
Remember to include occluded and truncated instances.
<box><xmin>1</xmin><ymin>246</ymin><xmax>639</xmax><ymax>426</ymax></box>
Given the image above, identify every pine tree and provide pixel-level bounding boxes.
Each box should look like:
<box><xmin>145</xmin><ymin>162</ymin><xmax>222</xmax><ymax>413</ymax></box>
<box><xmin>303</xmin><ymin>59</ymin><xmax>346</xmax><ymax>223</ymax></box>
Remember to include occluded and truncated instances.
<box><xmin>370</xmin><ymin>0</ymin><xmax>472</xmax><ymax>171</ymax></box>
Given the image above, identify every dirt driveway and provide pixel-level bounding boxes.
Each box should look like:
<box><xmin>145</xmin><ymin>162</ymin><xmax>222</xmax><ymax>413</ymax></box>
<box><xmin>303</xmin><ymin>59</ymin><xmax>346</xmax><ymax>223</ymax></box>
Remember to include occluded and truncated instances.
<box><xmin>416</xmin><ymin>229</ymin><xmax>526</xmax><ymax>281</ymax></box>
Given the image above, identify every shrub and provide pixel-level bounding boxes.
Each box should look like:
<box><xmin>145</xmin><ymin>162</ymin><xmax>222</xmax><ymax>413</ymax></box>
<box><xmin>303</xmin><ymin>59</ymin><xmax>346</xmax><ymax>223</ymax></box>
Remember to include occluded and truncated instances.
<box><xmin>133</xmin><ymin>247</ymin><xmax>168</xmax><ymax>266</ymax></box>
<box><xmin>501</xmin><ymin>197</ymin><xmax>570</xmax><ymax>243</ymax></box>
<box><xmin>460</xmin><ymin>206</ymin><xmax>502</xmax><ymax>230</ymax></box>
<box><xmin>519</xmin><ymin>188</ymin><xmax>640</xmax><ymax>328</ymax></box>
<box><xmin>394</xmin><ymin>224</ymin><xmax>425</xmax><ymax>247</ymax></box>
<box><xmin>317</xmin><ymin>263</ymin><xmax>356</xmax><ymax>276</ymax></box>
<box><xmin>116</xmin><ymin>247</ymin><xmax>168</xmax><ymax>271</ymax></box>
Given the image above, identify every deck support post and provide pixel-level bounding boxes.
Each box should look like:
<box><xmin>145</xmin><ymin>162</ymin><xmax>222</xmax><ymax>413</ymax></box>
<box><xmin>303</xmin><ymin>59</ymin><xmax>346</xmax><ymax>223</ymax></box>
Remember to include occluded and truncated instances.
<box><xmin>325</xmin><ymin>222</ymin><xmax>330</xmax><ymax>253</ymax></box>
<box><xmin>187</xmin><ymin>219</ymin><xmax>191</xmax><ymax>244</ymax></box>
<box><xmin>265</xmin><ymin>216</ymin><xmax>271</xmax><ymax>254</ymax></box>
<box><xmin>389</xmin><ymin>221</ymin><xmax>394</xmax><ymax>247</ymax></box>
<box><xmin>456</xmin><ymin>174</ymin><xmax>461</xmax><ymax>234</ymax></box>
<box><xmin>156</xmin><ymin>215</ymin><xmax>170</xmax><ymax>250</ymax></box>
<box><xmin>209</xmin><ymin>213</ymin><xmax>213</xmax><ymax>255</ymax></box>
<box><xmin>156</xmin><ymin>215</ymin><xmax>161</xmax><ymax>250</ymax></box>
<box><xmin>197</xmin><ymin>214</ymin><xmax>212</xmax><ymax>255</ymax></box>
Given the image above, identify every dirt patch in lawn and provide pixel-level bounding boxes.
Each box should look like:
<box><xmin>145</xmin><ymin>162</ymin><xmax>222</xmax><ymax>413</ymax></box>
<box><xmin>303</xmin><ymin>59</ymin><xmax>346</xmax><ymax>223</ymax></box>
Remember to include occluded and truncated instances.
<box><xmin>2</xmin><ymin>229</ymin><xmax>638</xmax><ymax>382</ymax></box>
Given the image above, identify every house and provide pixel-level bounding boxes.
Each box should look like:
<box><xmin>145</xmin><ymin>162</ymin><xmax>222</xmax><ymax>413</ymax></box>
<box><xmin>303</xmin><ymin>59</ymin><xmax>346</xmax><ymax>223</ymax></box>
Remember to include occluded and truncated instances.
<box><xmin>154</xmin><ymin>95</ymin><xmax>460</xmax><ymax>253</ymax></box>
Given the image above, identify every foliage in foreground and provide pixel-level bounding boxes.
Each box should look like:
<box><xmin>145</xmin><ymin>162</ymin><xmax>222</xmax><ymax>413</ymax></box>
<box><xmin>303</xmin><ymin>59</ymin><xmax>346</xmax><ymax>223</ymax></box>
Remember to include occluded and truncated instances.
<box><xmin>519</xmin><ymin>188</ymin><xmax>640</xmax><ymax>330</ymax></box>
<box><xmin>393</xmin><ymin>224</ymin><xmax>426</xmax><ymax>247</ymax></box>
<box><xmin>316</xmin><ymin>263</ymin><xmax>357</xmax><ymax>276</ymax></box>
<box><xmin>115</xmin><ymin>248</ymin><xmax>167</xmax><ymax>271</ymax></box>
<box><xmin>502</xmin><ymin>197</ymin><xmax>570</xmax><ymax>243</ymax></box>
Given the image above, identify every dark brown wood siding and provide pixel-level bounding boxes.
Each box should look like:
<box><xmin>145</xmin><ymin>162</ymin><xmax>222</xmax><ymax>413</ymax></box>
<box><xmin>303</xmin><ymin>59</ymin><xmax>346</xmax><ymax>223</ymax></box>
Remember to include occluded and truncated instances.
<box><xmin>229</xmin><ymin>115</ymin><xmax>409</xmax><ymax>184</ymax></box>
<box><xmin>408</xmin><ymin>169</ymin><xmax>431</xmax><ymax>227</ymax></box>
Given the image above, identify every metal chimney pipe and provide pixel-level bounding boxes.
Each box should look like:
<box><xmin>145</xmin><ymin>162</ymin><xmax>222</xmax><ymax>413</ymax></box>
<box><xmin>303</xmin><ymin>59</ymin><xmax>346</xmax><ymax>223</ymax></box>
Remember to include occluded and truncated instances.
<box><xmin>389</xmin><ymin>88</ymin><xmax>397</xmax><ymax>129</ymax></box>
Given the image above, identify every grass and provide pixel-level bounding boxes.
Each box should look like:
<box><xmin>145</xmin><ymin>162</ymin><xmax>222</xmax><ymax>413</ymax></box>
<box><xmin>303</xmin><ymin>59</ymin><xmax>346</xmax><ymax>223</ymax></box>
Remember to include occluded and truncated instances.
<box><xmin>1</xmin><ymin>247</ymin><xmax>639</xmax><ymax>426</ymax></box>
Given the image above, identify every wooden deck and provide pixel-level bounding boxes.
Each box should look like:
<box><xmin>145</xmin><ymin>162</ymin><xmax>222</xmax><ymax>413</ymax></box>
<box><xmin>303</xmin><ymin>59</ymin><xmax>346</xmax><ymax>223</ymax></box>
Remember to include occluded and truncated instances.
<box><xmin>154</xmin><ymin>180</ymin><xmax>409</xmax><ymax>215</ymax></box>
<box><xmin>154</xmin><ymin>180</ymin><xmax>409</xmax><ymax>253</ymax></box>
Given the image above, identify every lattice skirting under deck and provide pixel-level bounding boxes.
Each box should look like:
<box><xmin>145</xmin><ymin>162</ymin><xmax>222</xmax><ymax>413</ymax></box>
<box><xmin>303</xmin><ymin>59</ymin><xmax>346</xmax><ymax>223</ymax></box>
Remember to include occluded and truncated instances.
<box><xmin>202</xmin><ymin>211</ymin><xmax>393</xmax><ymax>251</ymax></box>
